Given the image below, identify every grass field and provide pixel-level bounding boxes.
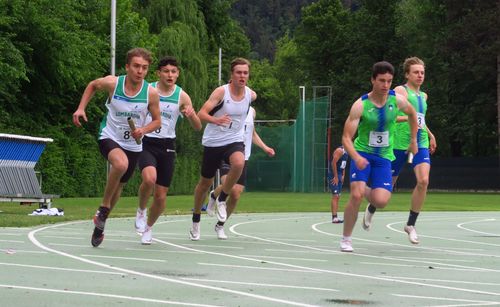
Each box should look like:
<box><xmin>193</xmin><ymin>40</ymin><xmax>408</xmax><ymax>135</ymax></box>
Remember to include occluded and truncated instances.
<box><xmin>0</xmin><ymin>191</ymin><xmax>499</xmax><ymax>228</ymax></box>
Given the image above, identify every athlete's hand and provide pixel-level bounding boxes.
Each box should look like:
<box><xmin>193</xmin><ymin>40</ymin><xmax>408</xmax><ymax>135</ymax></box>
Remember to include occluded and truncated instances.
<box><xmin>354</xmin><ymin>156</ymin><xmax>369</xmax><ymax>170</ymax></box>
<box><xmin>131</xmin><ymin>127</ymin><xmax>145</xmax><ymax>140</ymax></box>
<box><xmin>408</xmin><ymin>139</ymin><xmax>418</xmax><ymax>156</ymax></box>
<box><xmin>214</xmin><ymin>114</ymin><xmax>231</xmax><ymax>126</ymax></box>
<box><xmin>331</xmin><ymin>176</ymin><xmax>339</xmax><ymax>185</ymax></box>
<box><xmin>265</xmin><ymin>147</ymin><xmax>275</xmax><ymax>157</ymax></box>
<box><xmin>429</xmin><ymin>135</ymin><xmax>437</xmax><ymax>154</ymax></box>
<box><xmin>72</xmin><ymin>109</ymin><xmax>87</xmax><ymax>127</ymax></box>
<box><xmin>181</xmin><ymin>105</ymin><xmax>196</xmax><ymax>118</ymax></box>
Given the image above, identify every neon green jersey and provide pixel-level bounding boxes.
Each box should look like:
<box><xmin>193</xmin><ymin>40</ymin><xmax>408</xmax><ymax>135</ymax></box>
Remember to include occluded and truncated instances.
<box><xmin>353</xmin><ymin>90</ymin><xmax>398</xmax><ymax>161</ymax></box>
<box><xmin>393</xmin><ymin>85</ymin><xmax>429</xmax><ymax>150</ymax></box>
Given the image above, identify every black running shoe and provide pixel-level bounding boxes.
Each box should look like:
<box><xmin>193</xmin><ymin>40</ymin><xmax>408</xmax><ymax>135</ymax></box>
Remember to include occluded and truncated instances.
<box><xmin>91</xmin><ymin>206</ymin><xmax>110</xmax><ymax>247</ymax></box>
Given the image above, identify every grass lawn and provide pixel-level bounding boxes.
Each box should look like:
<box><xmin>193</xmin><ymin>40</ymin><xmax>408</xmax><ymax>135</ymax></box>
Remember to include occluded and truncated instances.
<box><xmin>0</xmin><ymin>191</ymin><xmax>499</xmax><ymax>227</ymax></box>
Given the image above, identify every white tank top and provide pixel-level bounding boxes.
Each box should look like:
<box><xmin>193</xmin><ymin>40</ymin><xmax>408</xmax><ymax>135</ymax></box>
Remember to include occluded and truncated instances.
<box><xmin>98</xmin><ymin>75</ymin><xmax>149</xmax><ymax>152</ymax></box>
<box><xmin>202</xmin><ymin>84</ymin><xmax>252</xmax><ymax>147</ymax></box>
<box><xmin>243</xmin><ymin>107</ymin><xmax>255</xmax><ymax>160</ymax></box>
<box><xmin>143</xmin><ymin>82</ymin><xmax>182</xmax><ymax>139</ymax></box>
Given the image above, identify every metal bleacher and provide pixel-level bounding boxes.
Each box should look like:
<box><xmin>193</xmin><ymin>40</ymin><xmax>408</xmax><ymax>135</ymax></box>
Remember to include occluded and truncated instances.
<box><xmin>0</xmin><ymin>133</ymin><xmax>58</xmax><ymax>208</ymax></box>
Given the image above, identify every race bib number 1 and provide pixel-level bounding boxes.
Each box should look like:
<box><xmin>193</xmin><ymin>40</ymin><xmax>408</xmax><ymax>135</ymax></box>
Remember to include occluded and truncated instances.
<box><xmin>369</xmin><ymin>131</ymin><xmax>389</xmax><ymax>147</ymax></box>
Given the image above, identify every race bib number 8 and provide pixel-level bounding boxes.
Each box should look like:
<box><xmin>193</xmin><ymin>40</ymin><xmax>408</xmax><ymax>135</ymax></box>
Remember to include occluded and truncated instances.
<box><xmin>369</xmin><ymin>131</ymin><xmax>389</xmax><ymax>147</ymax></box>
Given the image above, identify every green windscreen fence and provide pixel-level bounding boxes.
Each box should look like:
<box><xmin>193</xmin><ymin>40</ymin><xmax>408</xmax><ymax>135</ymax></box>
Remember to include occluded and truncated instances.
<box><xmin>246</xmin><ymin>96</ymin><xmax>330</xmax><ymax>192</ymax></box>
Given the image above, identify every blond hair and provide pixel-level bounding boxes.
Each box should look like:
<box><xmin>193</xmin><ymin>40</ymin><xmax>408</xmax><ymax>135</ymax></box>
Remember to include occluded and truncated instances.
<box><xmin>403</xmin><ymin>57</ymin><xmax>425</xmax><ymax>74</ymax></box>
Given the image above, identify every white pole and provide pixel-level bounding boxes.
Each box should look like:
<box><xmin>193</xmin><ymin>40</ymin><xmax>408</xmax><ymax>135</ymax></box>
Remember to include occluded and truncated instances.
<box><xmin>299</xmin><ymin>86</ymin><xmax>306</xmax><ymax>192</ymax></box>
<box><xmin>107</xmin><ymin>0</ymin><xmax>116</xmax><ymax>177</ymax></box>
<box><xmin>110</xmin><ymin>0</ymin><xmax>116</xmax><ymax>76</ymax></box>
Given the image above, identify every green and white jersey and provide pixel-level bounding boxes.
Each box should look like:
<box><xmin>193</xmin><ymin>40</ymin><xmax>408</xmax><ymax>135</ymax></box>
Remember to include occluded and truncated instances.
<box><xmin>98</xmin><ymin>75</ymin><xmax>150</xmax><ymax>152</ymax></box>
<box><xmin>393</xmin><ymin>85</ymin><xmax>429</xmax><ymax>150</ymax></box>
<box><xmin>353</xmin><ymin>90</ymin><xmax>398</xmax><ymax>161</ymax></box>
<box><xmin>144</xmin><ymin>82</ymin><xmax>182</xmax><ymax>139</ymax></box>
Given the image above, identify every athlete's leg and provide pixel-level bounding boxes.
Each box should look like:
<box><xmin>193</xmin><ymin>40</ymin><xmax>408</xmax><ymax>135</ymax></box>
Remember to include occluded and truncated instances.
<box><xmin>221</xmin><ymin>151</ymin><xmax>245</xmax><ymax>195</ymax></box>
<box><xmin>102</xmin><ymin>148</ymin><xmax>128</xmax><ymax>209</ymax></box>
<box><xmin>342</xmin><ymin>181</ymin><xmax>366</xmax><ymax>237</ymax></box>
<box><xmin>410</xmin><ymin>162</ymin><xmax>430</xmax><ymax>219</ymax></box>
<box><xmin>148</xmin><ymin>184</ymin><xmax>168</xmax><ymax>227</ymax></box>
<box><xmin>139</xmin><ymin>166</ymin><xmax>157</xmax><ymax>211</ymax></box>
<box><xmin>194</xmin><ymin>176</ymin><xmax>214</xmax><ymax>214</ymax></box>
<box><xmin>227</xmin><ymin>183</ymin><xmax>244</xmax><ymax>218</ymax></box>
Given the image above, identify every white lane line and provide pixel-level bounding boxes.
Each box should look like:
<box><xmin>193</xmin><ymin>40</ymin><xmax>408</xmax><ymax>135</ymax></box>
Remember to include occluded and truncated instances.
<box><xmin>49</xmin><ymin>243</ymin><xmax>89</xmax><ymax>248</ymax></box>
<box><xmin>29</xmin><ymin>221</ymin><xmax>318</xmax><ymax>307</ymax></box>
<box><xmin>385</xmin><ymin>275</ymin><xmax>500</xmax><ymax>286</ymax></box>
<box><xmin>80</xmin><ymin>254</ymin><xmax>166</xmax><ymax>262</ymax></box>
<box><xmin>198</xmin><ymin>262</ymin><xmax>322</xmax><ymax>274</ymax></box>
<box><xmin>39</xmin><ymin>235</ymin><xmax>84</xmax><ymax>240</ymax></box>
<box><xmin>125</xmin><ymin>248</ymin><xmax>200</xmax><ymax>254</ymax></box>
<box><xmin>386</xmin><ymin>221</ymin><xmax>500</xmax><ymax>248</ymax></box>
<box><xmin>0</xmin><ymin>262</ymin><xmax>125</xmax><ymax>275</ymax></box>
<box><xmin>264</xmin><ymin>248</ymin><xmax>334</xmax><ymax>255</ymax></box>
<box><xmin>181</xmin><ymin>244</ymin><xmax>243</xmax><ymax>250</ymax></box>
<box><xmin>0</xmin><ymin>249</ymin><xmax>47</xmax><ymax>254</ymax></box>
<box><xmin>392</xmin><ymin>294</ymin><xmax>500</xmax><ymax>306</ymax></box>
<box><xmin>0</xmin><ymin>233</ymin><xmax>23</xmax><ymax>236</ymax></box>
<box><xmin>181</xmin><ymin>278</ymin><xmax>339</xmax><ymax>292</ymax></box>
<box><xmin>0</xmin><ymin>284</ymin><xmax>221</xmax><ymax>306</ymax></box>
<box><xmin>238</xmin><ymin>255</ymin><xmax>327</xmax><ymax>262</ymax></box>
<box><xmin>222</xmin><ymin>217</ymin><xmax>500</xmax><ymax>297</ymax></box>
<box><xmin>360</xmin><ymin>262</ymin><xmax>486</xmax><ymax>272</ymax></box>
<box><xmin>457</xmin><ymin>219</ymin><xmax>499</xmax><ymax>237</ymax></box>
<box><xmin>264</xmin><ymin>238</ymin><xmax>317</xmax><ymax>242</ymax></box>
<box><xmin>388</xmin><ymin>256</ymin><xmax>475</xmax><ymax>263</ymax></box>
<box><xmin>0</xmin><ymin>239</ymin><xmax>24</xmax><ymax>243</ymax></box>
<box><xmin>313</xmin><ymin>221</ymin><xmax>500</xmax><ymax>263</ymax></box>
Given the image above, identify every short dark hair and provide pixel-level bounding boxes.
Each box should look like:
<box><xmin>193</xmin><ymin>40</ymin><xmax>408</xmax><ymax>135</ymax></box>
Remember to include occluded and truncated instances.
<box><xmin>372</xmin><ymin>61</ymin><xmax>394</xmax><ymax>79</ymax></box>
<box><xmin>230</xmin><ymin>57</ymin><xmax>251</xmax><ymax>72</ymax></box>
<box><xmin>157</xmin><ymin>56</ymin><xmax>179</xmax><ymax>70</ymax></box>
<box><xmin>126</xmin><ymin>48</ymin><xmax>152</xmax><ymax>64</ymax></box>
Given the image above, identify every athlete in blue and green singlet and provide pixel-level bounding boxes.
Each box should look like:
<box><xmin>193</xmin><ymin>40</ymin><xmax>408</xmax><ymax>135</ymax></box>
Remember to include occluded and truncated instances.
<box><xmin>392</xmin><ymin>57</ymin><xmax>437</xmax><ymax>245</ymax></box>
<box><xmin>340</xmin><ymin>61</ymin><xmax>418</xmax><ymax>253</ymax></box>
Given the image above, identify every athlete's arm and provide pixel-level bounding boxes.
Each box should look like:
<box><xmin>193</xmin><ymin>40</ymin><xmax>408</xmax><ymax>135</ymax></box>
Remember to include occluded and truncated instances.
<box><xmin>342</xmin><ymin>99</ymin><xmax>368</xmax><ymax>170</ymax></box>
<box><xmin>198</xmin><ymin>86</ymin><xmax>231</xmax><ymax>126</ymax></box>
<box><xmin>394</xmin><ymin>85</ymin><xmax>409</xmax><ymax>123</ymax></box>
<box><xmin>179</xmin><ymin>91</ymin><xmax>202</xmax><ymax>131</ymax></box>
<box><xmin>396</xmin><ymin>93</ymin><xmax>418</xmax><ymax>155</ymax></box>
<box><xmin>133</xmin><ymin>86</ymin><xmax>161</xmax><ymax>139</ymax></box>
<box><xmin>250</xmin><ymin>90</ymin><xmax>257</xmax><ymax>102</ymax></box>
<box><xmin>252</xmin><ymin>129</ymin><xmax>275</xmax><ymax>157</ymax></box>
<box><xmin>331</xmin><ymin>148</ymin><xmax>342</xmax><ymax>184</ymax></box>
<box><xmin>73</xmin><ymin>75</ymin><xmax>117</xmax><ymax>127</ymax></box>
<box><xmin>426</xmin><ymin>126</ymin><xmax>437</xmax><ymax>154</ymax></box>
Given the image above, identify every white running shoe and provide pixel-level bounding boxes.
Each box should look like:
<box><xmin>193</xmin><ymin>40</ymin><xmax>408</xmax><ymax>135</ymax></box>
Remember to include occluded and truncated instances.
<box><xmin>216</xmin><ymin>200</ymin><xmax>227</xmax><ymax>222</ymax></box>
<box><xmin>340</xmin><ymin>238</ymin><xmax>353</xmax><ymax>252</ymax></box>
<box><xmin>362</xmin><ymin>204</ymin><xmax>373</xmax><ymax>231</ymax></box>
<box><xmin>135</xmin><ymin>208</ymin><xmax>147</xmax><ymax>233</ymax></box>
<box><xmin>206</xmin><ymin>191</ymin><xmax>216</xmax><ymax>217</ymax></box>
<box><xmin>404</xmin><ymin>225</ymin><xmax>419</xmax><ymax>244</ymax></box>
<box><xmin>141</xmin><ymin>226</ymin><xmax>152</xmax><ymax>245</ymax></box>
<box><xmin>189</xmin><ymin>222</ymin><xmax>200</xmax><ymax>241</ymax></box>
<box><xmin>215</xmin><ymin>224</ymin><xmax>228</xmax><ymax>240</ymax></box>
<box><xmin>332</xmin><ymin>217</ymin><xmax>344</xmax><ymax>224</ymax></box>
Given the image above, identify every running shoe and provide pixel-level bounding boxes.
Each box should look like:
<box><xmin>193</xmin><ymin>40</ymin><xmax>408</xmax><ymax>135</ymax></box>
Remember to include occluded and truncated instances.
<box><xmin>215</xmin><ymin>224</ymin><xmax>228</xmax><ymax>240</ymax></box>
<box><xmin>332</xmin><ymin>217</ymin><xmax>344</xmax><ymax>224</ymax></box>
<box><xmin>135</xmin><ymin>208</ymin><xmax>147</xmax><ymax>233</ymax></box>
<box><xmin>362</xmin><ymin>203</ymin><xmax>374</xmax><ymax>231</ymax></box>
<box><xmin>206</xmin><ymin>191</ymin><xmax>216</xmax><ymax>217</ymax></box>
<box><xmin>404</xmin><ymin>225</ymin><xmax>419</xmax><ymax>244</ymax></box>
<box><xmin>340</xmin><ymin>238</ymin><xmax>353</xmax><ymax>252</ymax></box>
<box><xmin>141</xmin><ymin>226</ymin><xmax>152</xmax><ymax>245</ymax></box>
<box><xmin>91</xmin><ymin>206</ymin><xmax>110</xmax><ymax>247</ymax></box>
<box><xmin>216</xmin><ymin>200</ymin><xmax>227</xmax><ymax>222</ymax></box>
<box><xmin>189</xmin><ymin>222</ymin><xmax>200</xmax><ymax>241</ymax></box>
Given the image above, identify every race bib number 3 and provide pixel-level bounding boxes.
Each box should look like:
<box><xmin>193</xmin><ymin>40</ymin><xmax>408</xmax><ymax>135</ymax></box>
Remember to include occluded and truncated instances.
<box><xmin>369</xmin><ymin>131</ymin><xmax>389</xmax><ymax>147</ymax></box>
<box><xmin>417</xmin><ymin>112</ymin><xmax>426</xmax><ymax>129</ymax></box>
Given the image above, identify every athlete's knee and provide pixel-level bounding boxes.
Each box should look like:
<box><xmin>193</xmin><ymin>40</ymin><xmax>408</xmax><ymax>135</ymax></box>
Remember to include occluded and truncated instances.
<box><xmin>416</xmin><ymin>176</ymin><xmax>429</xmax><ymax>189</ymax></box>
<box><xmin>230</xmin><ymin>187</ymin><xmax>243</xmax><ymax>201</ymax></box>
<box><xmin>196</xmin><ymin>177</ymin><xmax>213</xmax><ymax>191</ymax></box>
<box><xmin>112</xmin><ymin>159</ymin><xmax>128</xmax><ymax>174</ymax></box>
<box><xmin>350</xmin><ymin>190</ymin><xmax>364</xmax><ymax>203</ymax></box>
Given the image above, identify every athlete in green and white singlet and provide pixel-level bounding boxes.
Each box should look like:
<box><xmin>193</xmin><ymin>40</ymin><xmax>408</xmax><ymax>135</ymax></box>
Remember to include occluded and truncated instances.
<box><xmin>144</xmin><ymin>82</ymin><xmax>182</xmax><ymax>139</ymax></box>
<box><xmin>99</xmin><ymin>75</ymin><xmax>150</xmax><ymax>152</ymax></box>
